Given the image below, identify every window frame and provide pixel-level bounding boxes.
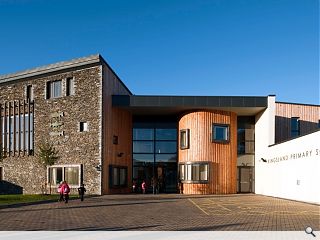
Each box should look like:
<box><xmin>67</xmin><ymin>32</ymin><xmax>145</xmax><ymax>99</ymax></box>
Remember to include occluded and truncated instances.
<box><xmin>180</xmin><ymin>129</ymin><xmax>190</xmax><ymax>150</ymax></box>
<box><xmin>66</xmin><ymin>77</ymin><xmax>75</xmax><ymax>96</ymax></box>
<box><xmin>26</xmin><ymin>85</ymin><xmax>33</xmax><ymax>101</ymax></box>
<box><xmin>46</xmin><ymin>80</ymin><xmax>62</xmax><ymax>99</ymax></box>
<box><xmin>178</xmin><ymin>162</ymin><xmax>209</xmax><ymax>183</ymax></box>
<box><xmin>79</xmin><ymin>122</ymin><xmax>88</xmax><ymax>132</ymax></box>
<box><xmin>212</xmin><ymin>124</ymin><xmax>230</xmax><ymax>143</ymax></box>
<box><xmin>109</xmin><ymin>165</ymin><xmax>128</xmax><ymax>188</ymax></box>
<box><xmin>47</xmin><ymin>164</ymin><xmax>81</xmax><ymax>187</ymax></box>
<box><xmin>290</xmin><ymin>117</ymin><xmax>300</xmax><ymax>138</ymax></box>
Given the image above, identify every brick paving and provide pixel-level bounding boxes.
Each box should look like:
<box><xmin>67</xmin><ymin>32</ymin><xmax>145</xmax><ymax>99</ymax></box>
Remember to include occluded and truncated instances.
<box><xmin>0</xmin><ymin>194</ymin><xmax>319</xmax><ymax>231</ymax></box>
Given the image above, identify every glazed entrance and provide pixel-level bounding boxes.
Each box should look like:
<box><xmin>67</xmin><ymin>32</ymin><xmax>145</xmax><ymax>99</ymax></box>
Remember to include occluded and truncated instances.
<box><xmin>132</xmin><ymin>122</ymin><xmax>177</xmax><ymax>193</ymax></box>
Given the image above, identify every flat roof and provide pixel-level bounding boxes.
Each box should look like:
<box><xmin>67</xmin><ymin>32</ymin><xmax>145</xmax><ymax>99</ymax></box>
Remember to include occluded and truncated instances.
<box><xmin>112</xmin><ymin>95</ymin><xmax>268</xmax><ymax>116</ymax></box>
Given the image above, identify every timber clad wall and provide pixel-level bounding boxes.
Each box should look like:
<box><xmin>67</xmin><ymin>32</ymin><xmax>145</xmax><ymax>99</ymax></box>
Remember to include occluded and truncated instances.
<box><xmin>102</xmin><ymin>62</ymin><xmax>132</xmax><ymax>194</ymax></box>
<box><xmin>0</xmin><ymin>66</ymin><xmax>102</xmax><ymax>194</ymax></box>
<box><xmin>275</xmin><ymin>102</ymin><xmax>320</xmax><ymax>143</ymax></box>
<box><xmin>178</xmin><ymin>110</ymin><xmax>237</xmax><ymax>194</ymax></box>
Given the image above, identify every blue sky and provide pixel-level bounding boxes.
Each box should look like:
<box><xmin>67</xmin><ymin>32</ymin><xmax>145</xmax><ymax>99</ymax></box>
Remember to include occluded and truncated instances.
<box><xmin>0</xmin><ymin>0</ymin><xmax>318</xmax><ymax>104</ymax></box>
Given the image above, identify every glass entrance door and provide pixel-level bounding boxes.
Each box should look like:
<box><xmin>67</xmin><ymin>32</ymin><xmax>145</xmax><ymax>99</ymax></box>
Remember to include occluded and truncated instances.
<box><xmin>132</xmin><ymin>122</ymin><xmax>178</xmax><ymax>193</ymax></box>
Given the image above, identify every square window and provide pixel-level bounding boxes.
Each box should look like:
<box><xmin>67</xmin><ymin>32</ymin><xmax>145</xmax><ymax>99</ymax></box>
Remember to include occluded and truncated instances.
<box><xmin>212</xmin><ymin>124</ymin><xmax>229</xmax><ymax>142</ymax></box>
<box><xmin>180</xmin><ymin>129</ymin><xmax>190</xmax><ymax>149</ymax></box>
<box><xmin>80</xmin><ymin>122</ymin><xmax>88</xmax><ymax>132</ymax></box>
<box><xmin>46</xmin><ymin>80</ymin><xmax>62</xmax><ymax>99</ymax></box>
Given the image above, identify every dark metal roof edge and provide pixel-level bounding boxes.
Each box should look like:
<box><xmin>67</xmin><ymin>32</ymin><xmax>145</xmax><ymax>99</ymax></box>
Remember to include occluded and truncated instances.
<box><xmin>0</xmin><ymin>54</ymin><xmax>101</xmax><ymax>84</ymax></box>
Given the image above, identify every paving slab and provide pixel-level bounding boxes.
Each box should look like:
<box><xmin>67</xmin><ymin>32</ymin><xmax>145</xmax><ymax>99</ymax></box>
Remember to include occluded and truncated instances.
<box><xmin>0</xmin><ymin>194</ymin><xmax>319</xmax><ymax>231</ymax></box>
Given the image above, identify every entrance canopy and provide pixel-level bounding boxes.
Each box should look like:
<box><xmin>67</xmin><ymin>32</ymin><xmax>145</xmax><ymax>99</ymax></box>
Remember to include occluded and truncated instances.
<box><xmin>112</xmin><ymin>95</ymin><xmax>269</xmax><ymax>116</ymax></box>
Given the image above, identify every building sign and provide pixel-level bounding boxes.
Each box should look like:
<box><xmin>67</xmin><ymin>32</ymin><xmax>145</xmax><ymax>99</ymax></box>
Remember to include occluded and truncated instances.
<box><xmin>267</xmin><ymin>148</ymin><xmax>320</xmax><ymax>163</ymax></box>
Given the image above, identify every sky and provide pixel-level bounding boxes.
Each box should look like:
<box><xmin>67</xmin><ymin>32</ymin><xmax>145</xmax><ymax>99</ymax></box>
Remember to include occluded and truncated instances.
<box><xmin>0</xmin><ymin>0</ymin><xmax>319</xmax><ymax>104</ymax></box>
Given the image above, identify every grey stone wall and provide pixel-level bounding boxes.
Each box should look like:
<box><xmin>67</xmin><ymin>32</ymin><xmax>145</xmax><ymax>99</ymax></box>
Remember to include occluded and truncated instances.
<box><xmin>0</xmin><ymin>65</ymin><xmax>103</xmax><ymax>195</ymax></box>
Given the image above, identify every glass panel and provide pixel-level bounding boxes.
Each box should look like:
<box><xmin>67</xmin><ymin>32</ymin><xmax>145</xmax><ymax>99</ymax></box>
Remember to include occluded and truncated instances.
<box><xmin>133</xmin><ymin>154</ymin><xmax>154</xmax><ymax>165</ymax></box>
<box><xmin>65</xmin><ymin>167</ymin><xmax>79</xmax><ymax>185</ymax></box>
<box><xmin>49</xmin><ymin>167</ymin><xmax>63</xmax><ymax>185</ymax></box>
<box><xmin>133</xmin><ymin>129</ymin><xmax>154</xmax><ymax>140</ymax></box>
<box><xmin>155</xmin><ymin>141</ymin><xmax>176</xmax><ymax>154</ymax></box>
<box><xmin>186</xmin><ymin>164</ymin><xmax>192</xmax><ymax>181</ymax></box>
<box><xmin>155</xmin><ymin>129</ymin><xmax>177</xmax><ymax>140</ymax></box>
<box><xmin>291</xmin><ymin>117</ymin><xmax>299</xmax><ymax>131</ymax></box>
<box><xmin>53</xmin><ymin>81</ymin><xmax>62</xmax><ymax>98</ymax></box>
<box><xmin>120</xmin><ymin>168</ymin><xmax>126</xmax><ymax>185</ymax></box>
<box><xmin>192</xmin><ymin>165</ymin><xmax>200</xmax><ymax>181</ymax></box>
<box><xmin>200</xmin><ymin>164</ymin><xmax>208</xmax><ymax>181</ymax></box>
<box><xmin>179</xmin><ymin>164</ymin><xmax>185</xmax><ymax>180</ymax></box>
<box><xmin>113</xmin><ymin>167</ymin><xmax>119</xmax><ymax>186</ymax></box>
<box><xmin>214</xmin><ymin>125</ymin><xmax>228</xmax><ymax>141</ymax></box>
<box><xmin>133</xmin><ymin>141</ymin><xmax>154</xmax><ymax>153</ymax></box>
<box><xmin>155</xmin><ymin>154</ymin><xmax>177</xmax><ymax>162</ymax></box>
<box><xmin>180</xmin><ymin>130</ymin><xmax>189</xmax><ymax>149</ymax></box>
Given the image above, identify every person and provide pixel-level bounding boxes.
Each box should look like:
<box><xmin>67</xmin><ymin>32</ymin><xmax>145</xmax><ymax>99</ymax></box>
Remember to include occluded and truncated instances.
<box><xmin>58</xmin><ymin>181</ymin><xmax>64</xmax><ymax>202</ymax></box>
<box><xmin>61</xmin><ymin>181</ymin><xmax>70</xmax><ymax>203</ymax></box>
<box><xmin>78</xmin><ymin>183</ymin><xmax>86</xmax><ymax>201</ymax></box>
<box><xmin>178</xmin><ymin>180</ymin><xmax>184</xmax><ymax>194</ymax></box>
<box><xmin>141</xmin><ymin>180</ymin><xmax>146</xmax><ymax>194</ymax></box>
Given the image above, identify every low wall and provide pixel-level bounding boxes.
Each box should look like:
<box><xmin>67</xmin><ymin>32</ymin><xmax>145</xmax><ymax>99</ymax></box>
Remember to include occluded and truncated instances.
<box><xmin>255</xmin><ymin>131</ymin><xmax>320</xmax><ymax>204</ymax></box>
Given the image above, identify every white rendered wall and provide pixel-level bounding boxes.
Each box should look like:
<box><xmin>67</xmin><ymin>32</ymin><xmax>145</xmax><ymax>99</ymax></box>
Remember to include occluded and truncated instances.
<box><xmin>255</xmin><ymin>96</ymin><xmax>276</xmax><ymax>195</ymax></box>
<box><xmin>255</xmin><ymin>131</ymin><xmax>320</xmax><ymax>204</ymax></box>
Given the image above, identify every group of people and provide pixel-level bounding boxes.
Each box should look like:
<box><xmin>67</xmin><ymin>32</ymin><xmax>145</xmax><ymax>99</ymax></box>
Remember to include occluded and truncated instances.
<box><xmin>57</xmin><ymin>181</ymin><xmax>86</xmax><ymax>203</ymax></box>
<box><xmin>132</xmin><ymin>177</ymin><xmax>166</xmax><ymax>194</ymax></box>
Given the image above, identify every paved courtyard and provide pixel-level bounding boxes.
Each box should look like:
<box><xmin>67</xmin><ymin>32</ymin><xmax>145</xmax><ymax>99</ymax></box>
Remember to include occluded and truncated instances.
<box><xmin>0</xmin><ymin>194</ymin><xmax>319</xmax><ymax>231</ymax></box>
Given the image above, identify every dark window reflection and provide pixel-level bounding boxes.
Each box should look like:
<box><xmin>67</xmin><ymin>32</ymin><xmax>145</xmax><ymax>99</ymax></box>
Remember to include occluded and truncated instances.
<box><xmin>155</xmin><ymin>154</ymin><xmax>177</xmax><ymax>162</ymax></box>
<box><xmin>155</xmin><ymin>129</ymin><xmax>177</xmax><ymax>140</ymax></box>
<box><xmin>155</xmin><ymin>141</ymin><xmax>177</xmax><ymax>154</ymax></box>
<box><xmin>133</xmin><ymin>129</ymin><xmax>154</xmax><ymax>140</ymax></box>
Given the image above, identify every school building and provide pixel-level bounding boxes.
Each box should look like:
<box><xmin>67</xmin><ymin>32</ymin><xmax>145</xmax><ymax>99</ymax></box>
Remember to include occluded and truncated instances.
<box><xmin>0</xmin><ymin>54</ymin><xmax>319</xmax><ymax>204</ymax></box>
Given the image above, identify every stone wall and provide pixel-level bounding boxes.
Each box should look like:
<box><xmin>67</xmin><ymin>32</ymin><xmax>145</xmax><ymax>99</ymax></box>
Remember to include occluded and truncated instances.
<box><xmin>0</xmin><ymin>65</ymin><xmax>103</xmax><ymax>195</ymax></box>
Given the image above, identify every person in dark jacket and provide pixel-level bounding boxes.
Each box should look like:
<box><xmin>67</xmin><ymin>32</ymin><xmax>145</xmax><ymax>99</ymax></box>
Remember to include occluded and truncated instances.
<box><xmin>78</xmin><ymin>183</ymin><xmax>86</xmax><ymax>201</ymax></box>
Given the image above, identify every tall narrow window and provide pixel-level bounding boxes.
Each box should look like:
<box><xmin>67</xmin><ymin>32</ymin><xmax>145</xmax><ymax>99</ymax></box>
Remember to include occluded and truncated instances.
<box><xmin>180</xmin><ymin>129</ymin><xmax>190</xmax><ymax>149</ymax></box>
<box><xmin>46</xmin><ymin>80</ymin><xmax>62</xmax><ymax>99</ymax></box>
<box><xmin>66</xmin><ymin>77</ymin><xmax>74</xmax><ymax>96</ymax></box>
<box><xmin>291</xmin><ymin>117</ymin><xmax>300</xmax><ymax>137</ymax></box>
<box><xmin>0</xmin><ymin>167</ymin><xmax>3</xmax><ymax>181</ymax></box>
<box><xmin>212</xmin><ymin>124</ymin><xmax>229</xmax><ymax>142</ymax></box>
<box><xmin>26</xmin><ymin>85</ymin><xmax>33</xmax><ymax>101</ymax></box>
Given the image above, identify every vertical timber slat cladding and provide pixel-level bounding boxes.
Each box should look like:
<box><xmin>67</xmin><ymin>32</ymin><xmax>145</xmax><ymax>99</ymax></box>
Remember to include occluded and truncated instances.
<box><xmin>178</xmin><ymin>110</ymin><xmax>237</xmax><ymax>194</ymax></box>
<box><xmin>275</xmin><ymin>102</ymin><xmax>320</xmax><ymax>143</ymax></box>
<box><xmin>102</xmin><ymin>63</ymin><xmax>132</xmax><ymax>194</ymax></box>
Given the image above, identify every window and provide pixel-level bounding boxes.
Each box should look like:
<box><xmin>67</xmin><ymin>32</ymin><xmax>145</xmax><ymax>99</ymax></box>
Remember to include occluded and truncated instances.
<box><xmin>0</xmin><ymin>167</ymin><xmax>3</xmax><ymax>181</ymax></box>
<box><xmin>48</xmin><ymin>165</ymin><xmax>80</xmax><ymax>186</ymax></box>
<box><xmin>66</xmin><ymin>77</ymin><xmax>74</xmax><ymax>96</ymax></box>
<box><xmin>180</xmin><ymin>129</ymin><xmax>190</xmax><ymax>149</ymax></box>
<box><xmin>79</xmin><ymin>122</ymin><xmax>88</xmax><ymax>132</ymax></box>
<box><xmin>1</xmin><ymin>113</ymin><xmax>34</xmax><ymax>153</ymax></box>
<box><xmin>291</xmin><ymin>117</ymin><xmax>300</xmax><ymax>137</ymax></box>
<box><xmin>212</xmin><ymin>124</ymin><xmax>229</xmax><ymax>142</ymax></box>
<box><xmin>26</xmin><ymin>85</ymin><xmax>33</xmax><ymax>101</ymax></box>
<box><xmin>109</xmin><ymin>165</ymin><xmax>127</xmax><ymax>188</ymax></box>
<box><xmin>318</xmin><ymin>120</ymin><xmax>320</xmax><ymax>128</ymax></box>
<box><xmin>46</xmin><ymin>80</ymin><xmax>62</xmax><ymax>99</ymax></box>
<box><xmin>179</xmin><ymin>162</ymin><xmax>209</xmax><ymax>182</ymax></box>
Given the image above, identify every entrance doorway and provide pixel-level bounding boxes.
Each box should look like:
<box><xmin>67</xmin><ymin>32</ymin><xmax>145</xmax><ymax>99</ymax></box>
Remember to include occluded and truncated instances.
<box><xmin>237</xmin><ymin>166</ymin><xmax>254</xmax><ymax>193</ymax></box>
<box><xmin>133</xmin><ymin>162</ymin><xmax>177</xmax><ymax>193</ymax></box>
